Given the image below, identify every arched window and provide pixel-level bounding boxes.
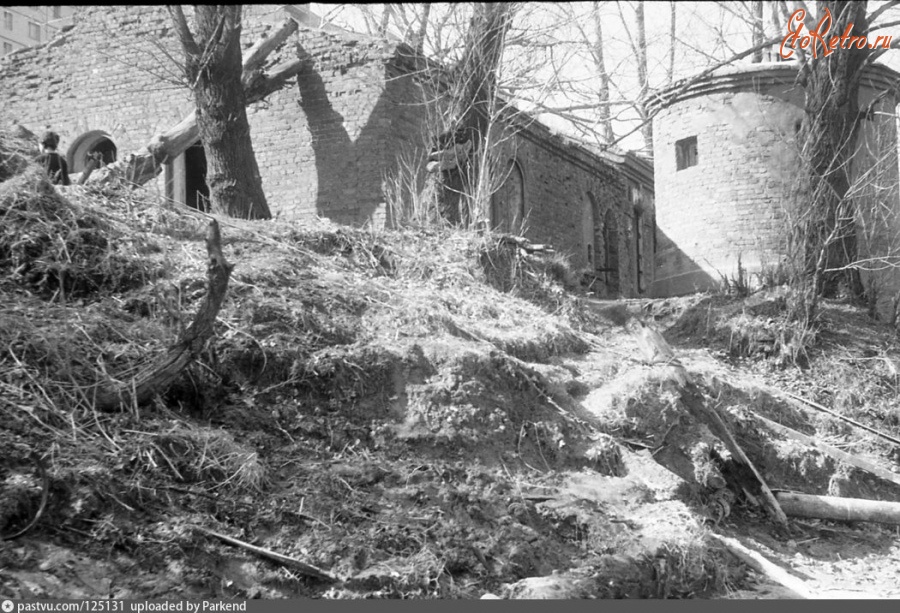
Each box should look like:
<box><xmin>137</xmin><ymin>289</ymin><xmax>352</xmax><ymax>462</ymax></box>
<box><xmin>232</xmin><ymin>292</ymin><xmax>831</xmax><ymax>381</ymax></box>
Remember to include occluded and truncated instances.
<box><xmin>490</xmin><ymin>159</ymin><xmax>525</xmax><ymax>233</ymax></box>
<box><xmin>66</xmin><ymin>130</ymin><xmax>117</xmax><ymax>173</ymax></box>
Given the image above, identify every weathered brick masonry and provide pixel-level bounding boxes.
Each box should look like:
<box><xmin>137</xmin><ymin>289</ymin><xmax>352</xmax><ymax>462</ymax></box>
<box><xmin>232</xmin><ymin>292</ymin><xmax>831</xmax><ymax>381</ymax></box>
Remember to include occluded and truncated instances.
<box><xmin>648</xmin><ymin>62</ymin><xmax>900</xmax><ymax>316</ymax></box>
<box><xmin>0</xmin><ymin>5</ymin><xmax>655</xmax><ymax>297</ymax></box>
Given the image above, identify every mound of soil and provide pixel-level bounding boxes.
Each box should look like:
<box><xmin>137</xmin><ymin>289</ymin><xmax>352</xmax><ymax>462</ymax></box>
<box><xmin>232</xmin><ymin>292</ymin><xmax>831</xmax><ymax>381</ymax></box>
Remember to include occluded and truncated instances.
<box><xmin>2</xmin><ymin>126</ymin><xmax>900</xmax><ymax>599</ymax></box>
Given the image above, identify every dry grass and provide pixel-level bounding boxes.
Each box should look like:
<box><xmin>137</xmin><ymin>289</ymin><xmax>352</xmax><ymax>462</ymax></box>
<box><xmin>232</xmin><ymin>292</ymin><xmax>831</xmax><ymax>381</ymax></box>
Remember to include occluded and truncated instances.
<box><xmin>146</xmin><ymin>425</ymin><xmax>267</xmax><ymax>492</ymax></box>
<box><xmin>0</xmin><ymin>123</ymin><xmax>597</xmax><ymax>498</ymax></box>
<box><xmin>0</xmin><ymin>124</ymin><xmax>37</xmax><ymax>182</ymax></box>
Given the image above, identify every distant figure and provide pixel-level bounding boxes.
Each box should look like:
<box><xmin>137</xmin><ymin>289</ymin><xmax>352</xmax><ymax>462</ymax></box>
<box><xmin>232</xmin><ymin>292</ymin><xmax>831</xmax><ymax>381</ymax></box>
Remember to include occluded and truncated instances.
<box><xmin>36</xmin><ymin>131</ymin><xmax>70</xmax><ymax>186</ymax></box>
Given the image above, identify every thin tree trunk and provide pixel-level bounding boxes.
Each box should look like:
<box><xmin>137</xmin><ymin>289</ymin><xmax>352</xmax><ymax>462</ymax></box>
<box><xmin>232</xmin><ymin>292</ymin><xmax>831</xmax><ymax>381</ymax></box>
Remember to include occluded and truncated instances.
<box><xmin>617</xmin><ymin>1</ymin><xmax>651</xmax><ymax>154</ymax></box>
<box><xmin>412</xmin><ymin>3</ymin><xmax>430</xmax><ymax>55</ymax></box>
<box><xmin>592</xmin><ymin>1</ymin><xmax>615</xmax><ymax>143</ymax></box>
<box><xmin>667</xmin><ymin>2</ymin><xmax>676</xmax><ymax>86</ymax></box>
<box><xmin>752</xmin><ymin>1</ymin><xmax>764</xmax><ymax>62</ymax></box>
<box><xmin>634</xmin><ymin>2</ymin><xmax>651</xmax><ymax>154</ymax></box>
<box><xmin>379</xmin><ymin>4</ymin><xmax>393</xmax><ymax>37</ymax></box>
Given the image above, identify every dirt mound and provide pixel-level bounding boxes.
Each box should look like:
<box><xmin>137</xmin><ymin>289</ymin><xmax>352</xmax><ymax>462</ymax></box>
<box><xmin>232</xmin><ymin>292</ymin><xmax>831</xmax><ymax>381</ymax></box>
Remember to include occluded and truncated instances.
<box><xmin>3</xmin><ymin>125</ymin><xmax>900</xmax><ymax>599</ymax></box>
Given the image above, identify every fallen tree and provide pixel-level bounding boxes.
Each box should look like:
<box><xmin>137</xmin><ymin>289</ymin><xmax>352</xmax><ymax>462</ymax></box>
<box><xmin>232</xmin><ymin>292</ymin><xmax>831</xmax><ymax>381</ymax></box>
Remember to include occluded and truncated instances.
<box><xmin>775</xmin><ymin>491</ymin><xmax>900</xmax><ymax>526</ymax></box>
<box><xmin>87</xmin><ymin>18</ymin><xmax>304</xmax><ymax>189</ymax></box>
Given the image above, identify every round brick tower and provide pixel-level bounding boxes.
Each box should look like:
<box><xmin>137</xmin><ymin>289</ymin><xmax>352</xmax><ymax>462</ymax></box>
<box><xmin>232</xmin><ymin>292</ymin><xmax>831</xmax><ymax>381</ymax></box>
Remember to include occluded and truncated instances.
<box><xmin>648</xmin><ymin>61</ymin><xmax>900</xmax><ymax>316</ymax></box>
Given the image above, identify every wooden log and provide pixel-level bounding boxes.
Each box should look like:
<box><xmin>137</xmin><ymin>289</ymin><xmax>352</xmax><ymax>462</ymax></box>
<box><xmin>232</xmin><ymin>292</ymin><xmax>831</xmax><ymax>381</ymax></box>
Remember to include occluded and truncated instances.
<box><xmin>755</xmin><ymin>413</ymin><xmax>900</xmax><ymax>488</ymax></box>
<box><xmin>95</xmin><ymin>220</ymin><xmax>233</xmax><ymax>411</ymax></box>
<box><xmin>194</xmin><ymin>526</ymin><xmax>338</xmax><ymax>583</ymax></box>
<box><xmin>87</xmin><ymin>20</ymin><xmax>303</xmax><ymax>189</ymax></box>
<box><xmin>627</xmin><ymin>327</ymin><xmax>787</xmax><ymax>524</ymax></box>
<box><xmin>708</xmin><ymin>533</ymin><xmax>812</xmax><ymax>599</ymax></box>
<box><xmin>777</xmin><ymin>389</ymin><xmax>900</xmax><ymax>448</ymax></box>
<box><xmin>775</xmin><ymin>491</ymin><xmax>900</xmax><ymax>526</ymax></box>
<box><xmin>686</xmin><ymin>389</ymin><xmax>788</xmax><ymax>526</ymax></box>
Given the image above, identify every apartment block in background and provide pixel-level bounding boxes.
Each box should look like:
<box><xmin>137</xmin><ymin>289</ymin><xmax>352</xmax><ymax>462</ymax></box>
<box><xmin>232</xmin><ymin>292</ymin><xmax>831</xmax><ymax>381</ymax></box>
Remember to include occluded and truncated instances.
<box><xmin>1</xmin><ymin>6</ymin><xmax>76</xmax><ymax>56</ymax></box>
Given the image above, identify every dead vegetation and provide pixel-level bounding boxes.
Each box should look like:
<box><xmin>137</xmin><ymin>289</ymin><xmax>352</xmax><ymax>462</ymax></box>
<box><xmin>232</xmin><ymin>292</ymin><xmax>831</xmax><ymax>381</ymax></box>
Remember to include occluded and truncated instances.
<box><xmin>2</xmin><ymin>124</ymin><xmax>900</xmax><ymax>598</ymax></box>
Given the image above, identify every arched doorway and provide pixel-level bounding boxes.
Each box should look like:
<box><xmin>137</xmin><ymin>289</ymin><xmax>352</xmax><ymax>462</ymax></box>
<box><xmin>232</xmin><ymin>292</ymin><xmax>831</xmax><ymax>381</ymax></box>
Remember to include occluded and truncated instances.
<box><xmin>67</xmin><ymin>131</ymin><xmax>117</xmax><ymax>173</ymax></box>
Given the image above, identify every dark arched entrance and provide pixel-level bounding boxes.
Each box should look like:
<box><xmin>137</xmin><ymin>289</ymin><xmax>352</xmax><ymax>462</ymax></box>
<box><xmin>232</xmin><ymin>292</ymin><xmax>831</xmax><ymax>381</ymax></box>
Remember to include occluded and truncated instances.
<box><xmin>604</xmin><ymin>209</ymin><xmax>620</xmax><ymax>295</ymax></box>
<box><xmin>67</xmin><ymin>131</ymin><xmax>118</xmax><ymax>173</ymax></box>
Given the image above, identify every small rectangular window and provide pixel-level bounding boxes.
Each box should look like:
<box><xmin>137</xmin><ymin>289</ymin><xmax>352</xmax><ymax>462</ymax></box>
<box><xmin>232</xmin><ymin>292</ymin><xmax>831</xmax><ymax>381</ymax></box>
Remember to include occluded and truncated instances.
<box><xmin>676</xmin><ymin>136</ymin><xmax>698</xmax><ymax>171</ymax></box>
<box><xmin>3</xmin><ymin>11</ymin><xmax>13</xmax><ymax>30</ymax></box>
<box><xmin>28</xmin><ymin>21</ymin><xmax>41</xmax><ymax>40</ymax></box>
<box><xmin>52</xmin><ymin>6</ymin><xmax>62</xmax><ymax>19</ymax></box>
<box><xmin>2</xmin><ymin>42</ymin><xmax>12</xmax><ymax>55</ymax></box>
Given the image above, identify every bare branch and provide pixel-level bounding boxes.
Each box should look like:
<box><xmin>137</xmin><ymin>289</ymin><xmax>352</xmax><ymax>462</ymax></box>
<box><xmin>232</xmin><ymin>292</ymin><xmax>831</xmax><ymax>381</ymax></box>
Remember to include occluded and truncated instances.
<box><xmin>867</xmin><ymin>0</ymin><xmax>900</xmax><ymax>26</ymax></box>
<box><xmin>166</xmin><ymin>5</ymin><xmax>199</xmax><ymax>57</ymax></box>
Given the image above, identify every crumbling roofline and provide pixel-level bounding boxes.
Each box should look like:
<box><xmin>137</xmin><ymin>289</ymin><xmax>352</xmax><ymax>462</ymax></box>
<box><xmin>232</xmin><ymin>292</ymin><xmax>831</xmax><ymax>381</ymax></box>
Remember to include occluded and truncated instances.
<box><xmin>645</xmin><ymin>60</ymin><xmax>900</xmax><ymax>116</ymax></box>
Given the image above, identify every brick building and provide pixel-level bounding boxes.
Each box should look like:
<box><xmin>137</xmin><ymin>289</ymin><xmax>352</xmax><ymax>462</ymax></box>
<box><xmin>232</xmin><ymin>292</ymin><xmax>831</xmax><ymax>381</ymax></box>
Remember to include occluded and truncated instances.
<box><xmin>647</xmin><ymin>61</ymin><xmax>900</xmax><ymax>316</ymax></box>
<box><xmin>0</xmin><ymin>5</ymin><xmax>654</xmax><ymax>298</ymax></box>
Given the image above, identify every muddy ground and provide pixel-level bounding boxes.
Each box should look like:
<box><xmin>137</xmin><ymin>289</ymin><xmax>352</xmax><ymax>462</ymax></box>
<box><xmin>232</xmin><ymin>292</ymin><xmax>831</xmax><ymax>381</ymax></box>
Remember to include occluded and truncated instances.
<box><xmin>2</xmin><ymin>148</ymin><xmax>900</xmax><ymax>599</ymax></box>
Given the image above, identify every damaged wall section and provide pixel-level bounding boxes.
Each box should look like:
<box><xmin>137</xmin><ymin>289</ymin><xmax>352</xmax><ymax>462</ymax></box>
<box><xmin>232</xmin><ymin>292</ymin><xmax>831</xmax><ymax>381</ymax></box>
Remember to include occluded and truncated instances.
<box><xmin>0</xmin><ymin>5</ymin><xmax>654</xmax><ymax>298</ymax></box>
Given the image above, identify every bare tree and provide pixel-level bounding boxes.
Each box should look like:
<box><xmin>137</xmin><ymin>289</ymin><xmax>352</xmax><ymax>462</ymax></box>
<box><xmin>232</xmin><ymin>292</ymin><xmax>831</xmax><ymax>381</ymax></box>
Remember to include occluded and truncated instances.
<box><xmin>591</xmin><ymin>1</ymin><xmax>615</xmax><ymax>143</ymax></box>
<box><xmin>781</xmin><ymin>0</ymin><xmax>899</xmax><ymax>315</ymax></box>
<box><xmin>168</xmin><ymin>5</ymin><xmax>271</xmax><ymax>219</ymax></box>
<box><xmin>667</xmin><ymin>2</ymin><xmax>676</xmax><ymax>85</ymax></box>
<box><xmin>616</xmin><ymin>1</ymin><xmax>651</xmax><ymax>154</ymax></box>
<box><xmin>751</xmin><ymin>1</ymin><xmax>764</xmax><ymax>62</ymax></box>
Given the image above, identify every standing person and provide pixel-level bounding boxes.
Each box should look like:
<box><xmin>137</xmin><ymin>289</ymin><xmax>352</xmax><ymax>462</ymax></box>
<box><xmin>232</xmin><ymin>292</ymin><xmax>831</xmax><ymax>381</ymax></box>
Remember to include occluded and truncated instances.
<box><xmin>36</xmin><ymin>131</ymin><xmax>70</xmax><ymax>186</ymax></box>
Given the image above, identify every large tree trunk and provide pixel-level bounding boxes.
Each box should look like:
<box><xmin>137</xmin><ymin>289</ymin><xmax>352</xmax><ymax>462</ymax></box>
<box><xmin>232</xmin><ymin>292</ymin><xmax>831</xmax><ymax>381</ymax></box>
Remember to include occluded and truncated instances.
<box><xmin>434</xmin><ymin>2</ymin><xmax>513</xmax><ymax>227</ymax></box>
<box><xmin>793</xmin><ymin>1</ymin><xmax>869</xmax><ymax>302</ymax></box>
<box><xmin>169</xmin><ymin>5</ymin><xmax>271</xmax><ymax>220</ymax></box>
<box><xmin>87</xmin><ymin>18</ymin><xmax>302</xmax><ymax>190</ymax></box>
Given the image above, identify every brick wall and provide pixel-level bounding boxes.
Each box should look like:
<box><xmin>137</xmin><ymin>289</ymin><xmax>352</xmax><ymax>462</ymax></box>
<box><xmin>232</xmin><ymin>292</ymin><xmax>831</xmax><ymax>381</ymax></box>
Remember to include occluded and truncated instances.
<box><xmin>501</xmin><ymin>123</ymin><xmax>654</xmax><ymax>297</ymax></box>
<box><xmin>0</xmin><ymin>5</ymin><xmax>195</xmax><ymax>175</ymax></box>
<box><xmin>0</xmin><ymin>5</ymin><xmax>654</xmax><ymax>297</ymax></box>
<box><xmin>649</xmin><ymin>62</ymin><xmax>900</xmax><ymax>312</ymax></box>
